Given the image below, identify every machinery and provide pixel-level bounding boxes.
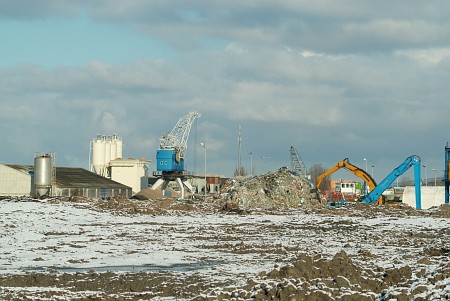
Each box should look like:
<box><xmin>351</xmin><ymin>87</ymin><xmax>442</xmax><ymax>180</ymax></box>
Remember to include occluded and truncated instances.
<box><xmin>316</xmin><ymin>158</ymin><xmax>381</xmax><ymax>204</ymax></box>
<box><xmin>290</xmin><ymin>146</ymin><xmax>308</xmax><ymax>179</ymax></box>
<box><xmin>445</xmin><ymin>142</ymin><xmax>450</xmax><ymax>204</ymax></box>
<box><xmin>361</xmin><ymin>155</ymin><xmax>421</xmax><ymax>208</ymax></box>
<box><xmin>152</xmin><ymin>111</ymin><xmax>200</xmax><ymax>199</ymax></box>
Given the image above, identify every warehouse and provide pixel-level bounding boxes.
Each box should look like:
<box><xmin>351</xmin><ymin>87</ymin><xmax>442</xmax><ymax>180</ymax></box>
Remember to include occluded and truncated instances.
<box><xmin>0</xmin><ymin>164</ymin><xmax>33</xmax><ymax>196</ymax></box>
<box><xmin>0</xmin><ymin>164</ymin><xmax>131</xmax><ymax>198</ymax></box>
<box><xmin>52</xmin><ymin>167</ymin><xmax>132</xmax><ymax>198</ymax></box>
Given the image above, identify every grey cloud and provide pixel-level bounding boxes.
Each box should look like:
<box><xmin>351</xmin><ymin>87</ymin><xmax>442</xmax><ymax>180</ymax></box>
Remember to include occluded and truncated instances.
<box><xmin>1</xmin><ymin>1</ymin><xmax>450</xmax><ymax>178</ymax></box>
<box><xmin>0</xmin><ymin>0</ymin><xmax>80</xmax><ymax>19</ymax></box>
<box><xmin>2</xmin><ymin>1</ymin><xmax>450</xmax><ymax>52</ymax></box>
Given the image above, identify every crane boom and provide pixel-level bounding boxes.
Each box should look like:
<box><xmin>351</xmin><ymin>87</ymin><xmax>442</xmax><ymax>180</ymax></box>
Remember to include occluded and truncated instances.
<box><xmin>290</xmin><ymin>146</ymin><xmax>307</xmax><ymax>178</ymax></box>
<box><xmin>361</xmin><ymin>155</ymin><xmax>421</xmax><ymax>208</ymax></box>
<box><xmin>159</xmin><ymin>110</ymin><xmax>200</xmax><ymax>159</ymax></box>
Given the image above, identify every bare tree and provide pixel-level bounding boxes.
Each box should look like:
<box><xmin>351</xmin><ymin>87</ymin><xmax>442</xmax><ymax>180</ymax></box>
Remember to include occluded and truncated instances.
<box><xmin>309</xmin><ymin>163</ymin><xmax>330</xmax><ymax>191</ymax></box>
<box><xmin>234</xmin><ymin>166</ymin><xmax>247</xmax><ymax>177</ymax></box>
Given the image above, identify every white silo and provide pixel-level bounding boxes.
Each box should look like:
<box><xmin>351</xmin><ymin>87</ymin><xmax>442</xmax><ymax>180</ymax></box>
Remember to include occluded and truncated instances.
<box><xmin>111</xmin><ymin>134</ymin><xmax>118</xmax><ymax>160</ymax></box>
<box><xmin>116</xmin><ymin>136</ymin><xmax>123</xmax><ymax>159</ymax></box>
<box><xmin>90</xmin><ymin>134</ymin><xmax>123</xmax><ymax>177</ymax></box>
<box><xmin>34</xmin><ymin>153</ymin><xmax>54</xmax><ymax>197</ymax></box>
<box><xmin>92</xmin><ymin>135</ymin><xmax>106</xmax><ymax>175</ymax></box>
<box><xmin>105</xmin><ymin>135</ymin><xmax>112</xmax><ymax>167</ymax></box>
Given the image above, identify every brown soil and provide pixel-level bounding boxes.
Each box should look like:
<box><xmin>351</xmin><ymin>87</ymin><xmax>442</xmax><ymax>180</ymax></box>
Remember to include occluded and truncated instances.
<box><xmin>1</xmin><ymin>171</ymin><xmax>450</xmax><ymax>300</ymax></box>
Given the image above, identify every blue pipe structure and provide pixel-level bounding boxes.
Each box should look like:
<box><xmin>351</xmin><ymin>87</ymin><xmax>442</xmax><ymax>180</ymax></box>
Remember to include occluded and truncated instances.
<box><xmin>361</xmin><ymin>155</ymin><xmax>421</xmax><ymax>209</ymax></box>
<box><xmin>445</xmin><ymin>142</ymin><xmax>450</xmax><ymax>204</ymax></box>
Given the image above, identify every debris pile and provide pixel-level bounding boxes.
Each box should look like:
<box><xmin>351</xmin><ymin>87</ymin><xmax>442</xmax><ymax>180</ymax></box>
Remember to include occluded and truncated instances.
<box><xmin>220</xmin><ymin>167</ymin><xmax>322</xmax><ymax>210</ymax></box>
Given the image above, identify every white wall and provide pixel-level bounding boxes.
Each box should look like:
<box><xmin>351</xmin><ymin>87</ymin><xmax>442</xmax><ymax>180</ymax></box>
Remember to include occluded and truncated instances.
<box><xmin>403</xmin><ymin>186</ymin><xmax>445</xmax><ymax>209</ymax></box>
<box><xmin>110</xmin><ymin>159</ymin><xmax>149</xmax><ymax>195</ymax></box>
<box><xmin>0</xmin><ymin>165</ymin><xmax>32</xmax><ymax>196</ymax></box>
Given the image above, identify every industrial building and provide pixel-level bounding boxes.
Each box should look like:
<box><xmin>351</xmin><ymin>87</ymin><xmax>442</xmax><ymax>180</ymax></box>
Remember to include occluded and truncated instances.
<box><xmin>190</xmin><ymin>174</ymin><xmax>224</xmax><ymax>194</ymax></box>
<box><xmin>330</xmin><ymin>179</ymin><xmax>363</xmax><ymax>195</ymax></box>
<box><xmin>0</xmin><ymin>164</ymin><xmax>33</xmax><ymax>196</ymax></box>
<box><xmin>52</xmin><ymin>167</ymin><xmax>132</xmax><ymax>198</ymax></box>
<box><xmin>89</xmin><ymin>134</ymin><xmax>150</xmax><ymax>195</ymax></box>
<box><xmin>0</xmin><ymin>157</ymin><xmax>132</xmax><ymax>198</ymax></box>
<box><xmin>109</xmin><ymin>157</ymin><xmax>150</xmax><ymax>194</ymax></box>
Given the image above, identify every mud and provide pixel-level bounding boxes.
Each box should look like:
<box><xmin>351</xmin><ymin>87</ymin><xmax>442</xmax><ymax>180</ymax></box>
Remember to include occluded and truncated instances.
<box><xmin>1</xmin><ymin>173</ymin><xmax>450</xmax><ymax>300</ymax></box>
<box><xmin>0</xmin><ymin>271</ymin><xmax>221</xmax><ymax>300</ymax></box>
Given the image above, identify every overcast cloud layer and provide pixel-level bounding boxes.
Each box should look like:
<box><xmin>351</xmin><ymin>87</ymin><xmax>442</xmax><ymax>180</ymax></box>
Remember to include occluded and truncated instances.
<box><xmin>1</xmin><ymin>1</ymin><xmax>449</xmax><ymax>182</ymax></box>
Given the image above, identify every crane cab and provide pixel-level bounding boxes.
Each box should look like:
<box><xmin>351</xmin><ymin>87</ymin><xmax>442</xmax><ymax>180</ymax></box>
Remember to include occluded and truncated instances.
<box><xmin>156</xmin><ymin>149</ymin><xmax>184</xmax><ymax>172</ymax></box>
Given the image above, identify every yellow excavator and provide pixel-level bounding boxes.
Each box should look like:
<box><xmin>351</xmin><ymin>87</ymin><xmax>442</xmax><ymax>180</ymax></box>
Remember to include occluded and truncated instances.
<box><xmin>316</xmin><ymin>158</ymin><xmax>383</xmax><ymax>205</ymax></box>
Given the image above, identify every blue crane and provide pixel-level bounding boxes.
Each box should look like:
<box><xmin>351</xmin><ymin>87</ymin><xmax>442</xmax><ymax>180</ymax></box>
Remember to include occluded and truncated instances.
<box><xmin>361</xmin><ymin>155</ymin><xmax>422</xmax><ymax>209</ymax></box>
<box><xmin>152</xmin><ymin>111</ymin><xmax>200</xmax><ymax>199</ymax></box>
<box><xmin>156</xmin><ymin>110</ymin><xmax>200</xmax><ymax>173</ymax></box>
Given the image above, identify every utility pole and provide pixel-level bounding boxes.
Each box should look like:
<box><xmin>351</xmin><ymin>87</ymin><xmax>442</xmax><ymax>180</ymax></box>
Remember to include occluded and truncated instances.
<box><xmin>432</xmin><ymin>168</ymin><xmax>437</xmax><ymax>187</ymax></box>
<box><xmin>423</xmin><ymin>165</ymin><xmax>428</xmax><ymax>186</ymax></box>
<box><xmin>200</xmin><ymin>142</ymin><xmax>206</xmax><ymax>199</ymax></box>
<box><xmin>237</xmin><ymin>125</ymin><xmax>242</xmax><ymax>176</ymax></box>
<box><xmin>249</xmin><ymin>151</ymin><xmax>253</xmax><ymax>176</ymax></box>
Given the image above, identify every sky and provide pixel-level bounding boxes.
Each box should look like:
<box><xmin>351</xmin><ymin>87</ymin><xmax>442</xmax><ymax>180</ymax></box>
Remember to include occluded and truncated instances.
<box><xmin>1</xmin><ymin>1</ymin><xmax>450</xmax><ymax>182</ymax></box>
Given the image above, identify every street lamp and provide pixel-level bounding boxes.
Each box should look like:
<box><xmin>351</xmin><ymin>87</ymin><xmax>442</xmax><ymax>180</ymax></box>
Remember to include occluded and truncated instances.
<box><xmin>260</xmin><ymin>156</ymin><xmax>271</xmax><ymax>174</ymax></box>
<box><xmin>371</xmin><ymin>165</ymin><xmax>374</xmax><ymax>178</ymax></box>
<box><xmin>423</xmin><ymin>165</ymin><xmax>428</xmax><ymax>186</ymax></box>
<box><xmin>248</xmin><ymin>151</ymin><xmax>253</xmax><ymax>176</ymax></box>
<box><xmin>200</xmin><ymin>142</ymin><xmax>206</xmax><ymax>199</ymax></box>
<box><xmin>432</xmin><ymin>168</ymin><xmax>437</xmax><ymax>187</ymax></box>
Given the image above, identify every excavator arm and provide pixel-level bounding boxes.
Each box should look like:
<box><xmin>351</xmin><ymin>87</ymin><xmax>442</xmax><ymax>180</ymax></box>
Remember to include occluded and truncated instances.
<box><xmin>316</xmin><ymin>162</ymin><xmax>345</xmax><ymax>189</ymax></box>
<box><xmin>361</xmin><ymin>155</ymin><xmax>421</xmax><ymax>207</ymax></box>
<box><xmin>316</xmin><ymin>158</ymin><xmax>381</xmax><ymax>204</ymax></box>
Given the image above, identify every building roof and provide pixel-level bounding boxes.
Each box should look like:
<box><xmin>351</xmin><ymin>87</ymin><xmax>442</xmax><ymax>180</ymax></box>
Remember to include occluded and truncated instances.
<box><xmin>55</xmin><ymin>167</ymin><xmax>130</xmax><ymax>189</ymax></box>
<box><xmin>4</xmin><ymin>164</ymin><xmax>33</xmax><ymax>175</ymax></box>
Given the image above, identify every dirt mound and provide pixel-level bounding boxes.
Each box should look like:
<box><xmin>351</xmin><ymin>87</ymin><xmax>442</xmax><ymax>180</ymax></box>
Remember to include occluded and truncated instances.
<box><xmin>66</xmin><ymin>195</ymin><xmax>204</xmax><ymax>215</ymax></box>
<box><xmin>0</xmin><ymin>270</ymin><xmax>222</xmax><ymax>300</ymax></box>
<box><xmin>134</xmin><ymin>187</ymin><xmax>180</xmax><ymax>200</ymax></box>
<box><xmin>199</xmin><ymin>251</ymin><xmax>449</xmax><ymax>301</ymax></box>
<box><xmin>1</xmin><ymin>196</ymin><xmax>450</xmax><ymax>300</ymax></box>
<box><xmin>220</xmin><ymin>167</ymin><xmax>322</xmax><ymax>210</ymax></box>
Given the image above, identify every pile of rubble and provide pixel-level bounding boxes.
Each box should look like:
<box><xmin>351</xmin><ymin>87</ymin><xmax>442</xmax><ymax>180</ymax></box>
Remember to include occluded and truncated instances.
<box><xmin>220</xmin><ymin>167</ymin><xmax>322</xmax><ymax>210</ymax></box>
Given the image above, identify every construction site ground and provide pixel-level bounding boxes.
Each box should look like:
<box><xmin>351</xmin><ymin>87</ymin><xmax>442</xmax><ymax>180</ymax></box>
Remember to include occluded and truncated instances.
<box><xmin>0</xmin><ymin>169</ymin><xmax>449</xmax><ymax>300</ymax></box>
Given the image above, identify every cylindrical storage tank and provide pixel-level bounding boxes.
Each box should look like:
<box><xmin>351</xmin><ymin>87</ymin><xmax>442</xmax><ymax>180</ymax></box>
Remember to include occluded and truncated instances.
<box><xmin>105</xmin><ymin>135</ymin><xmax>111</xmax><ymax>165</ymax></box>
<box><xmin>92</xmin><ymin>136</ymin><xmax>106</xmax><ymax>175</ymax></box>
<box><xmin>34</xmin><ymin>154</ymin><xmax>52</xmax><ymax>197</ymax></box>
<box><xmin>110</xmin><ymin>136</ymin><xmax>117</xmax><ymax>161</ymax></box>
<box><xmin>116</xmin><ymin>137</ymin><xmax>123</xmax><ymax>159</ymax></box>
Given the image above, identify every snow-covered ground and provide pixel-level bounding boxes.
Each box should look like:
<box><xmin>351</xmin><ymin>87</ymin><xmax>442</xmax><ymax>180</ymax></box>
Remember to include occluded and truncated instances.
<box><xmin>1</xmin><ymin>198</ymin><xmax>449</xmax><ymax>300</ymax></box>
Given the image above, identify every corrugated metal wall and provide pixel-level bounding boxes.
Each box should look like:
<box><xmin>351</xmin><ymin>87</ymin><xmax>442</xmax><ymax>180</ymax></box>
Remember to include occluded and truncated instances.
<box><xmin>0</xmin><ymin>165</ymin><xmax>32</xmax><ymax>196</ymax></box>
<box><xmin>54</xmin><ymin>187</ymin><xmax>132</xmax><ymax>198</ymax></box>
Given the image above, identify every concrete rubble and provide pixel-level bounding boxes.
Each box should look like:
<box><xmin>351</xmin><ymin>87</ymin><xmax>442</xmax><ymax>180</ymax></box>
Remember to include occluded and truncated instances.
<box><xmin>220</xmin><ymin>167</ymin><xmax>323</xmax><ymax>210</ymax></box>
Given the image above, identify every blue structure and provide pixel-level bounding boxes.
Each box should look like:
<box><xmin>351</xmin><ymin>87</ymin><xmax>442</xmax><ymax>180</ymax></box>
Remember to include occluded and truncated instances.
<box><xmin>156</xmin><ymin>149</ymin><xmax>184</xmax><ymax>172</ymax></box>
<box><xmin>362</xmin><ymin>155</ymin><xmax>421</xmax><ymax>209</ymax></box>
<box><xmin>152</xmin><ymin>111</ymin><xmax>200</xmax><ymax>199</ymax></box>
<box><xmin>445</xmin><ymin>142</ymin><xmax>450</xmax><ymax>204</ymax></box>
